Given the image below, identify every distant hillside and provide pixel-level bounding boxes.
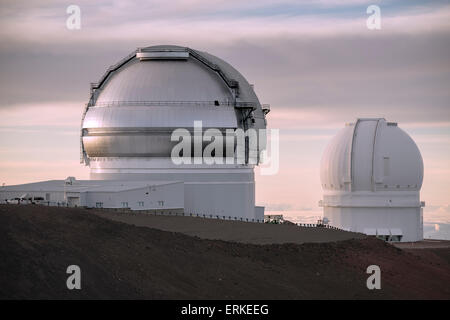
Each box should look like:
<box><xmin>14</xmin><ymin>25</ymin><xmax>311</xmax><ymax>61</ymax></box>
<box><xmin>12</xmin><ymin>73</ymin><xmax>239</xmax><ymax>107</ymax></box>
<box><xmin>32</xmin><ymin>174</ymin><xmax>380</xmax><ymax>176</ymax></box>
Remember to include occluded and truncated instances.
<box><xmin>0</xmin><ymin>205</ymin><xmax>449</xmax><ymax>299</ymax></box>
<box><xmin>93</xmin><ymin>209</ymin><xmax>365</xmax><ymax>245</ymax></box>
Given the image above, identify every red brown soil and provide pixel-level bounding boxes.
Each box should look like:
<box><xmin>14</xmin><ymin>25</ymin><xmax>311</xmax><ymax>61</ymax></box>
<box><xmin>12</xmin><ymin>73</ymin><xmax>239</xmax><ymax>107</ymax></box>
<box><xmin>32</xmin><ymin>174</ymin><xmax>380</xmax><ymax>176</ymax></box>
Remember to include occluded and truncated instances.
<box><xmin>0</xmin><ymin>205</ymin><xmax>449</xmax><ymax>299</ymax></box>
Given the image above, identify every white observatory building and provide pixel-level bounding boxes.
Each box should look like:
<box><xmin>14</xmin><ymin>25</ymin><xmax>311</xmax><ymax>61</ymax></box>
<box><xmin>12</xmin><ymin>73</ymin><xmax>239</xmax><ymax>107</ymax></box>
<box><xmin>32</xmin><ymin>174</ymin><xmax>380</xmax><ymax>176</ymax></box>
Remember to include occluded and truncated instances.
<box><xmin>319</xmin><ymin>118</ymin><xmax>425</xmax><ymax>242</ymax></box>
<box><xmin>1</xmin><ymin>45</ymin><xmax>269</xmax><ymax>221</ymax></box>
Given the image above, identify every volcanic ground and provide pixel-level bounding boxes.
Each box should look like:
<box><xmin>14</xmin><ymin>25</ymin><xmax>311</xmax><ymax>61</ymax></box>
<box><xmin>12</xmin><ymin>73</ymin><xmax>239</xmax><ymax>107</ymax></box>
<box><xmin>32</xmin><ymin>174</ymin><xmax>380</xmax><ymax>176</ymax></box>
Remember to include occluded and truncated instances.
<box><xmin>1</xmin><ymin>205</ymin><xmax>449</xmax><ymax>299</ymax></box>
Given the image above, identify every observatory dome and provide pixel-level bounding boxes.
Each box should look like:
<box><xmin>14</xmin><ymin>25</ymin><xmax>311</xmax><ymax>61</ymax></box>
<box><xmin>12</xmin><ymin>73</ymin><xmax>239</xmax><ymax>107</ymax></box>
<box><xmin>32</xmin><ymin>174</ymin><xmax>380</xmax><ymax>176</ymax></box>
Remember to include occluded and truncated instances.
<box><xmin>319</xmin><ymin>118</ymin><xmax>425</xmax><ymax>242</ymax></box>
<box><xmin>79</xmin><ymin>45</ymin><xmax>270</xmax><ymax>220</ymax></box>
<box><xmin>320</xmin><ymin>118</ymin><xmax>423</xmax><ymax>193</ymax></box>
<box><xmin>81</xmin><ymin>45</ymin><xmax>267</xmax><ymax>160</ymax></box>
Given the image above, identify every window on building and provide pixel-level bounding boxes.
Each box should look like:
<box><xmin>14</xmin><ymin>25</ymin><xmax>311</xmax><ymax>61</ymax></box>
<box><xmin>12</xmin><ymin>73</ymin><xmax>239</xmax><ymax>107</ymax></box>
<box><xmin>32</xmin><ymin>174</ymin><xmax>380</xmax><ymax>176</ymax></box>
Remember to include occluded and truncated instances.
<box><xmin>95</xmin><ymin>202</ymin><xmax>103</xmax><ymax>208</ymax></box>
<box><xmin>138</xmin><ymin>201</ymin><xmax>144</xmax><ymax>207</ymax></box>
<box><xmin>158</xmin><ymin>200</ymin><xmax>164</xmax><ymax>207</ymax></box>
<box><xmin>121</xmin><ymin>202</ymin><xmax>129</xmax><ymax>208</ymax></box>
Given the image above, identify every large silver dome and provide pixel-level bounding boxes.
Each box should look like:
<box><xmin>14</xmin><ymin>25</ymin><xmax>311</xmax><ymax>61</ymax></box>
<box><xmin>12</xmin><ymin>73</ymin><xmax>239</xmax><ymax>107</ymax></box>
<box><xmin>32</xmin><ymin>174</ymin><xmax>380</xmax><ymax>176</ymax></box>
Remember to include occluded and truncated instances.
<box><xmin>81</xmin><ymin>45</ymin><xmax>268</xmax><ymax>162</ymax></box>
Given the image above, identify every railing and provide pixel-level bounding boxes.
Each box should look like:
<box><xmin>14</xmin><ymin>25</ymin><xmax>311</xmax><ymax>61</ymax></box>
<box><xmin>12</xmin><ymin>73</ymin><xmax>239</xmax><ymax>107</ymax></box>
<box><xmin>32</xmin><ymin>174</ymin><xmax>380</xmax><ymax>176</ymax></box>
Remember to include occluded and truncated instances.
<box><xmin>92</xmin><ymin>100</ymin><xmax>257</xmax><ymax>109</ymax></box>
<box><xmin>1</xmin><ymin>202</ymin><xmax>347</xmax><ymax>231</ymax></box>
<box><xmin>88</xmin><ymin>208</ymin><xmax>345</xmax><ymax>229</ymax></box>
<box><xmin>295</xmin><ymin>223</ymin><xmax>343</xmax><ymax>230</ymax></box>
<box><xmin>90</xmin><ymin>207</ymin><xmax>265</xmax><ymax>223</ymax></box>
<box><xmin>94</xmin><ymin>100</ymin><xmax>233</xmax><ymax>107</ymax></box>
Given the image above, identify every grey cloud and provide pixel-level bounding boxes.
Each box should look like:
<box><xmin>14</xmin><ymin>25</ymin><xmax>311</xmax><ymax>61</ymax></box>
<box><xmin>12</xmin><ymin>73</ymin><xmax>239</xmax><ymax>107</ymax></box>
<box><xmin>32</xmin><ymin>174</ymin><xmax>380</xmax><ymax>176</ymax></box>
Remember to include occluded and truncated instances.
<box><xmin>0</xmin><ymin>7</ymin><xmax>449</xmax><ymax>124</ymax></box>
<box><xmin>219</xmin><ymin>33</ymin><xmax>450</xmax><ymax>123</ymax></box>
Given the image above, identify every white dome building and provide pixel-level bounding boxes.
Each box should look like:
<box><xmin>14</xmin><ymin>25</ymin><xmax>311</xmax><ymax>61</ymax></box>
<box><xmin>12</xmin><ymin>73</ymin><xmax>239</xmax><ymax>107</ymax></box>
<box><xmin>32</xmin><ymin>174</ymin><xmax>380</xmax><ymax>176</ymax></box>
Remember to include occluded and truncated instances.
<box><xmin>319</xmin><ymin>118</ymin><xmax>425</xmax><ymax>242</ymax></box>
<box><xmin>80</xmin><ymin>45</ymin><xmax>269</xmax><ymax>219</ymax></box>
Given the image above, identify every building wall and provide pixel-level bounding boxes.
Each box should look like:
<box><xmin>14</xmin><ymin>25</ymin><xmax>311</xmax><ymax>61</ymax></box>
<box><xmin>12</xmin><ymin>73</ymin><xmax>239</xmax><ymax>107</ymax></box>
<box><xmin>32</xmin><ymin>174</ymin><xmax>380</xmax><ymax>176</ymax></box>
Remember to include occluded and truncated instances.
<box><xmin>254</xmin><ymin>206</ymin><xmax>265</xmax><ymax>221</ymax></box>
<box><xmin>0</xmin><ymin>182</ymin><xmax>184</xmax><ymax>211</ymax></box>
<box><xmin>183</xmin><ymin>181</ymin><xmax>255</xmax><ymax>218</ymax></box>
<box><xmin>323</xmin><ymin>206</ymin><xmax>423</xmax><ymax>242</ymax></box>
<box><xmin>89</xmin><ymin>158</ymin><xmax>257</xmax><ymax>219</ymax></box>
<box><xmin>0</xmin><ymin>190</ymin><xmax>67</xmax><ymax>203</ymax></box>
<box><xmin>83</xmin><ymin>182</ymin><xmax>184</xmax><ymax>210</ymax></box>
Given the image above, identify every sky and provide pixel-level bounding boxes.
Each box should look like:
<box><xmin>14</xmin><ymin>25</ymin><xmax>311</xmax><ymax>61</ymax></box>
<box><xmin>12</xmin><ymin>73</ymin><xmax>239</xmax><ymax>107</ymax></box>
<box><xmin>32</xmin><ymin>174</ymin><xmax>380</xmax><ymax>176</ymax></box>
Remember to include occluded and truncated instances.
<box><xmin>0</xmin><ymin>0</ymin><xmax>449</xmax><ymax>227</ymax></box>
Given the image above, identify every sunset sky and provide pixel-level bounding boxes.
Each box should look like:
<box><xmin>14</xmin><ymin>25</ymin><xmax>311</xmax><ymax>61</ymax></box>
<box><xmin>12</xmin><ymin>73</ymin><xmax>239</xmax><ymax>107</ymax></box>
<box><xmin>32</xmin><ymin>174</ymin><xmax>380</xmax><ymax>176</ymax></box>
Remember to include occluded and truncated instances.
<box><xmin>0</xmin><ymin>0</ymin><xmax>449</xmax><ymax>225</ymax></box>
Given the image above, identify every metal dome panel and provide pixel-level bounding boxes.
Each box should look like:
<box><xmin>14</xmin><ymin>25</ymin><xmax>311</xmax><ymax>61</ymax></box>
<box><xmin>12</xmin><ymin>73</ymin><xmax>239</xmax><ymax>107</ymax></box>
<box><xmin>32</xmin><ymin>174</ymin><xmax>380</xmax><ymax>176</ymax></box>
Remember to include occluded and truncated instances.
<box><xmin>320</xmin><ymin>118</ymin><xmax>424</xmax><ymax>192</ymax></box>
<box><xmin>320</xmin><ymin>124</ymin><xmax>353</xmax><ymax>191</ymax></box>
<box><xmin>95</xmin><ymin>58</ymin><xmax>233</xmax><ymax>104</ymax></box>
<box><xmin>83</xmin><ymin>105</ymin><xmax>238</xmax><ymax>129</ymax></box>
